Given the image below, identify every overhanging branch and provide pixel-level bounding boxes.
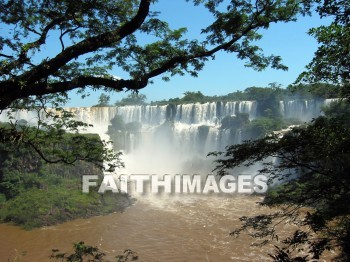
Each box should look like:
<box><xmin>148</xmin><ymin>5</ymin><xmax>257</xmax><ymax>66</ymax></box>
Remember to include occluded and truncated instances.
<box><xmin>0</xmin><ymin>0</ymin><xmax>301</xmax><ymax>110</ymax></box>
<box><xmin>0</xmin><ymin>76</ymin><xmax>148</xmax><ymax>107</ymax></box>
<box><xmin>18</xmin><ymin>0</ymin><xmax>151</xmax><ymax>85</ymax></box>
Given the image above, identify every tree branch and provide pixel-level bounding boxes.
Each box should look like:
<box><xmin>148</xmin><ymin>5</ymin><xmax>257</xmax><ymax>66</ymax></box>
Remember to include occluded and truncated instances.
<box><xmin>0</xmin><ymin>53</ymin><xmax>14</xmax><ymax>59</ymax></box>
<box><xmin>0</xmin><ymin>76</ymin><xmax>147</xmax><ymax>106</ymax></box>
<box><xmin>0</xmin><ymin>0</ymin><xmax>300</xmax><ymax>110</ymax></box>
<box><xmin>17</xmin><ymin>0</ymin><xmax>151</xmax><ymax>85</ymax></box>
<box><xmin>0</xmin><ymin>0</ymin><xmax>151</xmax><ymax>109</ymax></box>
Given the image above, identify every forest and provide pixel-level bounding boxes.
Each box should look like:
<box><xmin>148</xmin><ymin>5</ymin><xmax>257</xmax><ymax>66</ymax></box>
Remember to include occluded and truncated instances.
<box><xmin>0</xmin><ymin>0</ymin><xmax>349</xmax><ymax>261</ymax></box>
<box><xmin>0</xmin><ymin>128</ymin><xmax>133</xmax><ymax>229</ymax></box>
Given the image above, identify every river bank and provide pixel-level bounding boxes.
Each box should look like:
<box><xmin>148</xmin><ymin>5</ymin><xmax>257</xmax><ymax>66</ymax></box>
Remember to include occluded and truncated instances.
<box><xmin>0</xmin><ymin>194</ymin><xmax>295</xmax><ymax>262</ymax></box>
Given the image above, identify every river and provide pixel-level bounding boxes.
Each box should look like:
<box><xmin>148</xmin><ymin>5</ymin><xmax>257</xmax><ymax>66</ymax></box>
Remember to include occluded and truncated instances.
<box><xmin>0</xmin><ymin>100</ymin><xmax>337</xmax><ymax>261</ymax></box>
<box><xmin>0</xmin><ymin>194</ymin><xmax>290</xmax><ymax>261</ymax></box>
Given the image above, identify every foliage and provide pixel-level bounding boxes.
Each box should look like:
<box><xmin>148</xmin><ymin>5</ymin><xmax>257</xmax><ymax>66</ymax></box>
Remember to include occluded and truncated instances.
<box><xmin>51</xmin><ymin>242</ymin><xmax>107</xmax><ymax>262</ymax></box>
<box><xmin>322</xmin><ymin>99</ymin><xmax>350</xmax><ymax>118</ymax></box>
<box><xmin>0</xmin><ymin>0</ymin><xmax>308</xmax><ymax>111</ymax></box>
<box><xmin>211</xmin><ymin>1</ymin><xmax>350</xmax><ymax>259</ymax></box>
<box><xmin>0</xmin><ymin>95</ymin><xmax>122</xmax><ymax>172</ymax></box>
<box><xmin>219</xmin><ymin>112</ymin><xmax>299</xmax><ymax>141</ymax></box>
<box><xmin>153</xmin><ymin>83</ymin><xmax>340</xmax><ymax>106</ymax></box>
<box><xmin>242</xmin><ymin>117</ymin><xmax>291</xmax><ymax>140</ymax></box>
<box><xmin>212</xmin><ymin>102</ymin><xmax>350</xmax><ymax>260</ymax></box>
<box><xmin>220</xmin><ymin>113</ymin><xmax>249</xmax><ymax>130</ymax></box>
<box><xmin>287</xmin><ymin>83</ymin><xmax>341</xmax><ymax>99</ymax></box>
<box><xmin>297</xmin><ymin>0</ymin><xmax>349</xmax><ymax>99</ymax></box>
<box><xmin>115</xmin><ymin>250</ymin><xmax>139</xmax><ymax>262</ymax></box>
<box><xmin>298</xmin><ymin>9</ymin><xmax>349</xmax><ymax>83</ymax></box>
<box><xmin>125</xmin><ymin>122</ymin><xmax>142</xmax><ymax>133</ymax></box>
<box><xmin>109</xmin><ymin>115</ymin><xmax>126</xmax><ymax>132</ymax></box>
<box><xmin>107</xmin><ymin>115</ymin><xmax>142</xmax><ymax>152</ymax></box>
<box><xmin>0</xmin><ymin>0</ymin><xmax>321</xmax><ymax>181</ymax></box>
<box><xmin>0</xmin><ymin>118</ymin><xmax>116</xmax><ymax>169</ymax></box>
<box><xmin>94</xmin><ymin>94</ymin><xmax>111</xmax><ymax>107</ymax></box>
<box><xmin>268</xmin><ymin>246</ymin><xmax>308</xmax><ymax>262</ymax></box>
<box><xmin>115</xmin><ymin>93</ymin><xmax>147</xmax><ymax>106</ymax></box>
<box><xmin>247</xmin><ymin>86</ymin><xmax>282</xmax><ymax>118</ymax></box>
<box><xmin>0</xmin><ymin>0</ymin><xmax>340</xmax><ymax>185</ymax></box>
<box><xmin>50</xmin><ymin>242</ymin><xmax>138</xmax><ymax>262</ymax></box>
<box><xmin>0</xmin><ymin>132</ymin><xmax>132</xmax><ymax>229</ymax></box>
<box><xmin>182</xmin><ymin>91</ymin><xmax>207</xmax><ymax>104</ymax></box>
<box><xmin>0</xmin><ymin>0</ymin><xmax>348</xmax><ymax>259</ymax></box>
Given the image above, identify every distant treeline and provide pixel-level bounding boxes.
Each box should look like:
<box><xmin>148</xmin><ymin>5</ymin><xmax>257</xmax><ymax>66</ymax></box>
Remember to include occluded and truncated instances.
<box><xmin>151</xmin><ymin>83</ymin><xmax>340</xmax><ymax>106</ymax></box>
<box><xmin>95</xmin><ymin>83</ymin><xmax>340</xmax><ymax>107</ymax></box>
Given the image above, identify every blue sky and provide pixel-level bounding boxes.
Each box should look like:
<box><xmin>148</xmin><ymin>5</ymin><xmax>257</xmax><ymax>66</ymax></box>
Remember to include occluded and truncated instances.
<box><xmin>66</xmin><ymin>1</ymin><xmax>330</xmax><ymax>107</ymax></box>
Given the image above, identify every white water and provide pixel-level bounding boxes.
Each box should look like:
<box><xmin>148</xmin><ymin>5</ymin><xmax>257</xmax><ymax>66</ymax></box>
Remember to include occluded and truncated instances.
<box><xmin>0</xmin><ymin>99</ymin><xmax>336</xmax><ymax>167</ymax></box>
<box><xmin>279</xmin><ymin>98</ymin><xmax>338</xmax><ymax>121</ymax></box>
<box><xmin>0</xmin><ymin>99</ymin><xmax>338</xmax><ymax>261</ymax></box>
<box><xmin>0</xmin><ymin>99</ymin><xmax>334</xmax><ymax>196</ymax></box>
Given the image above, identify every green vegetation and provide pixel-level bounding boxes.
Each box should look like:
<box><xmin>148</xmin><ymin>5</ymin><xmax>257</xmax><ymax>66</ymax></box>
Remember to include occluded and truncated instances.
<box><xmin>246</xmin><ymin>86</ymin><xmax>282</xmax><ymax>118</ymax></box>
<box><xmin>242</xmin><ymin>117</ymin><xmax>286</xmax><ymax>140</ymax></box>
<box><xmin>217</xmin><ymin>104</ymin><xmax>301</xmax><ymax>141</ymax></box>
<box><xmin>286</xmin><ymin>83</ymin><xmax>341</xmax><ymax>99</ymax></box>
<box><xmin>0</xmin><ymin>97</ymin><xmax>122</xmax><ymax>172</ymax></box>
<box><xmin>214</xmin><ymin>100</ymin><xmax>350</xmax><ymax>260</ymax></box>
<box><xmin>94</xmin><ymin>94</ymin><xmax>111</xmax><ymax>107</ymax></box>
<box><xmin>2</xmin><ymin>0</ymin><xmax>313</xmax><ymax>172</ymax></box>
<box><xmin>212</xmin><ymin>0</ymin><xmax>350</xmax><ymax>260</ymax></box>
<box><xmin>220</xmin><ymin>113</ymin><xmax>250</xmax><ymax>131</ymax></box>
<box><xmin>51</xmin><ymin>242</ymin><xmax>138</xmax><ymax>262</ymax></box>
<box><xmin>115</xmin><ymin>93</ymin><xmax>147</xmax><ymax>106</ymax></box>
<box><xmin>152</xmin><ymin>83</ymin><xmax>340</xmax><ymax>106</ymax></box>
<box><xmin>0</xmin><ymin>0</ymin><xmax>349</xmax><ymax>261</ymax></box>
<box><xmin>107</xmin><ymin>115</ymin><xmax>142</xmax><ymax>152</ymax></box>
<box><xmin>0</xmin><ymin>0</ymin><xmax>313</xmax><ymax>112</ymax></box>
<box><xmin>218</xmin><ymin>113</ymin><xmax>301</xmax><ymax>141</ymax></box>
<box><xmin>0</xmin><ymin>129</ymin><xmax>132</xmax><ymax>230</ymax></box>
<box><xmin>94</xmin><ymin>84</ymin><xmax>340</xmax><ymax>113</ymax></box>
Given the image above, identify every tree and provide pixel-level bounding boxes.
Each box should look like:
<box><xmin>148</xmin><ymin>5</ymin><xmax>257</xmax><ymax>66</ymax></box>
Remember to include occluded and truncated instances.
<box><xmin>0</xmin><ymin>0</ymin><xmax>312</xmax><ymax>164</ymax></box>
<box><xmin>287</xmin><ymin>83</ymin><xmax>341</xmax><ymax>99</ymax></box>
<box><xmin>297</xmin><ymin>0</ymin><xmax>350</xmax><ymax>98</ymax></box>
<box><xmin>94</xmin><ymin>93</ymin><xmax>111</xmax><ymax>107</ymax></box>
<box><xmin>0</xmin><ymin>0</ymin><xmax>310</xmax><ymax>111</ymax></box>
<box><xmin>220</xmin><ymin>113</ymin><xmax>249</xmax><ymax>130</ymax></box>
<box><xmin>244</xmin><ymin>86</ymin><xmax>282</xmax><ymax>118</ymax></box>
<box><xmin>241</xmin><ymin>117</ymin><xmax>285</xmax><ymax>139</ymax></box>
<box><xmin>212</xmin><ymin>103</ymin><xmax>350</xmax><ymax>260</ymax></box>
<box><xmin>212</xmin><ymin>1</ymin><xmax>350</xmax><ymax>260</ymax></box>
<box><xmin>50</xmin><ymin>242</ymin><xmax>138</xmax><ymax>261</ymax></box>
<box><xmin>115</xmin><ymin>93</ymin><xmax>147</xmax><ymax>106</ymax></box>
<box><xmin>182</xmin><ymin>91</ymin><xmax>206</xmax><ymax>103</ymax></box>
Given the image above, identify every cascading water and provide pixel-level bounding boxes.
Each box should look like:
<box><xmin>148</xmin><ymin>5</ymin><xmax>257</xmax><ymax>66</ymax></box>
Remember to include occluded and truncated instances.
<box><xmin>0</xmin><ymin>99</ymin><xmax>339</xmax><ymax>261</ymax></box>
<box><xmin>0</xmin><ymin>98</ymin><xmax>338</xmax><ymax>178</ymax></box>
<box><xmin>0</xmin><ymin>99</ymin><xmax>336</xmax><ymax>170</ymax></box>
<box><xmin>0</xmin><ymin>101</ymin><xmax>257</xmax><ymax>173</ymax></box>
<box><xmin>279</xmin><ymin>98</ymin><xmax>338</xmax><ymax>121</ymax></box>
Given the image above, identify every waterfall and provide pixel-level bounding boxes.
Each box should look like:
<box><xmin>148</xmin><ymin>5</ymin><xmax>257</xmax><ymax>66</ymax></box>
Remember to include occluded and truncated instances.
<box><xmin>0</xmin><ymin>99</ymin><xmax>337</xmax><ymax>173</ymax></box>
<box><xmin>279</xmin><ymin>99</ymin><xmax>334</xmax><ymax>121</ymax></box>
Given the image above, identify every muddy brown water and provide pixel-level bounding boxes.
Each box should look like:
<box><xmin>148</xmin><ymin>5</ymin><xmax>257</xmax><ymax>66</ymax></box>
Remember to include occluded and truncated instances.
<box><xmin>0</xmin><ymin>194</ymin><xmax>331</xmax><ymax>261</ymax></box>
